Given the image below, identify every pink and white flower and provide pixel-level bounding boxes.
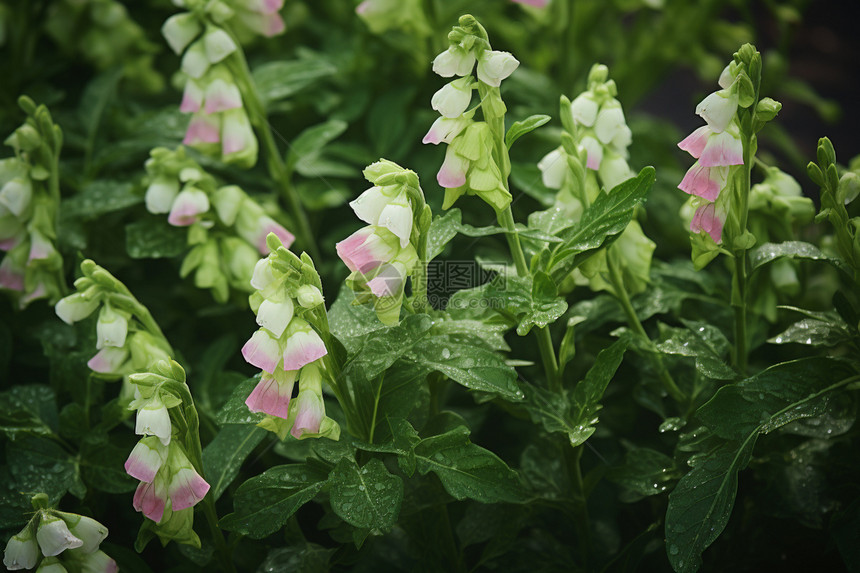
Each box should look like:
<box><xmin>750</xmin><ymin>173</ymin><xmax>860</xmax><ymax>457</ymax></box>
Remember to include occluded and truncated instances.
<box><xmin>537</xmin><ymin>147</ymin><xmax>567</xmax><ymax>189</ymax></box>
<box><xmin>336</xmin><ymin>227</ymin><xmax>398</xmax><ymax>274</ymax></box>
<box><xmin>594</xmin><ymin>101</ymin><xmax>626</xmax><ymax>145</ymax></box>
<box><xmin>183</xmin><ymin>113</ymin><xmax>220</xmax><ymax>145</ymax></box>
<box><xmin>145</xmin><ymin>177</ymin><xmax>181</xmax><ymax>214</ymax></box>
<box><xmin>221</xmin><ymin>108</ymin><xmax>256</xmax><ymax>157</ymax></box>
<box><xmin>422</xmin><ymin>116</ymin><xmax>472</xmax><ymax>145</ymax></box>
<box><xmin>678</xmin><ymin>125</ymin><xmax>743</xmax><ymax>167</ymax></box>
<box><xmin>678</xmin><ymin>162</ymin><xmax>729</xmax><ymax>202</ymax></box>
<box><xmin>282</xmin><ymin>317</ymin><xmax>327</xmax><ymax>371</ymax></box>
<box><xmin>570</xmin><ymin>93</ymin><xmax>599</xmax><ymax>127</ymax></box>
<box><xmin>125</xmin><ymin>436</ymin><xmax>168</xmax><ymax>483</ymax></box>
<box><xmin>245</xmin><ymin>369</ymin><xmax>296</xmax><ymax>418</ymax></box>
<box><xmin>162</xmin><ymin>12</ymin><xmax>202</xmax><ymax>55</ymax></box>
<box><xmin>291</xmin><ymin>388</ymin><xmax>324</xmax><ymax>439</ymax></box>
<box><xmin>87</xmin><ymin>346</ymin><xmax>130</xmax><ymax>374</ymax></box>
<box><xmin>690</xmin><ymin>202</ymin><xmax>726</xmax><ymax>243</ymax></box>
<box><xmin>76</xmin><ymin>551</ymin><xmax>118</xmax><ymax>573</ymax></box>
<box><xmin>203</xmin><ymin>78</ymin><xmax>243</xmax><ymax>114</ymax></box>
<box><xmin>437</xmin><ymin>146</ymin><xmax>469</xmax><ymax>188</ymax></box>
<box><xmin>241</xmin><ymin>329</ymin><xmax>282</xmax><ymax>373</ymax></box>
<box><xmin>58</xmin><ymin>513</ymin><xmax>109</xmax><ymax>554</ymax></box>
<box><xmin>168</xmin><ymin>466</ymin><xmax>210</xmax><ymax>511</ymax></box>
<box><xmin>580</xmin><ymin>135</ymin><xmax>603</xmax><ymax>170</ymax></box>
<box><xmin>96</xmin><ymin>304</ymin><xmax>128</xmax><ymax>349</ymax></box>
<box><xmin>256</xmin><ymin>297</ymin><xmax>294</xmax><ymax>338</ymax></box>
<box><xmin>132</xmin><ymin>475</ymin><xmax>168</xmax><ymax>523</ymax></box>
<box><xmin>27</xmin><ymin>230</ymin><xmax>55</xmax><ymax>261</ymax></box>
<box><xmin>167</xmin><ymin>188</ymin><xmax>210</xmax><ymax>226</ymax></box>
<box><xmin>0</xmin><ymin>177</ymin><xmax>32</xmax><ymax>217</ymax></box>
<box><xmin>366</xmin><ymin>261</ymin><xmax>408</xmax><ymax>298</ymax></box>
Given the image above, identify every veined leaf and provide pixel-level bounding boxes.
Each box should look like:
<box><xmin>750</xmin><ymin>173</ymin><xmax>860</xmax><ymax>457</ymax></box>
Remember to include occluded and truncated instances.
<box><xmin>219</xmin><ymin>463</ymin><xmax>329</xmax><ymax>538</ymax></box>
<box><xmin>203</xmin><ymin>425</ymin><xmax>266</xmax><ymax>501</ymax></box>
<box><xmin>750</xmin><ymin>241</ymin><xmax>844</xmax><ymax>273</ymax></box>
<box><xmin>568</xmin><ymin>338</ymin><xmax>628</xmax><ymax>446</ymax></box>
<box><xmin>329</xmin><ymin>457</ymin><xmax>403</xmax><ymax>530</ymax></box>
<box><xmin>548</xmin><ymin>166</ymin><xmax>655</xmax><ymax>280</ymax></box>
<box><xmin>413</xmin><ymin>425</ymin><xmax>526</xmax><ymax>503</ymax></box>
<box><xmin>665</xmin><ymin>358</ymin><xmax>858</xmax><ymax>573</ymax></box>
<box><xmin>656</xmin><ymin>320</ymin><xmax>736</xmax><ymax>380</ymax></box>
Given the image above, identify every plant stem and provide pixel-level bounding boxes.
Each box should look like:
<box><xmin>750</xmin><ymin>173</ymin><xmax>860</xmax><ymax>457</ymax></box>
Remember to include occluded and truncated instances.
<box><xmin>225</xmin><ymin>33</ymin><xmax>319</xmax><ymax>261</ymax></box>
<box><xmin>606</xmin><ymin>249</ymin><xmax>686</xmax><ymax>403</ymax></box>
<box><xmin>569</xmin><ymin>445</ymin><xmax>592</xmax><ymax>568</ymax></box>
<box><xmin>731</xmin><ymin>133</ymin><xmax>754</xmax><ymax>375</ymax></box>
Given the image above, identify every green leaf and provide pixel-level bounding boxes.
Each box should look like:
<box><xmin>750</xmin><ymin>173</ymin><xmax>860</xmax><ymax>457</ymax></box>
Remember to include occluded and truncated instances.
<box><xmin>505</xmin><ymin>114</ymin><xmax>551</xmax><ymax>148</ymax></box>
<box><xmin>79</xmin><ymin>434</ymin><xmax>137</xmax><ymax>494</ymax></box>
<box><xmin>62</xmin><ymin>180</ymin><xmax>142</xmax><ymax>220</ymax></box>
<box><xmin>202</xmin><ymin>425</ymin><xmax>266</xmax><ymax>501</ymax></box>
<box><xmin>413</xmin><ymin>425</ymin><xmax>526</xmax><ymax>503</ymax></box>
<box><xmin>568</xmin><ymin>339</ymin><xmax>628</xmax><ymax>446</ymax></box>
<box><xmin>769</xmin><ymin>307</ymin><xmax>856</xmax><ymax>347</ymax></box>
<box><xmin>510</xmin><ymin>162</ymin><xmax>555</xmax><ymax>207</ymax></box>
<box><xmin>287</xmin><ymin>119</ymin><xmax>348</xmax><ymax>172</ymax></box>
<box><xmin>215</xmin><ymin>377</ymin><xmax>265</xmax><ymax>426</ymax></box>
<box><xmin>257</xmin><ymin>543</ymin><xmax>335</xmax><ymax>573</ymax></box>
<box><xmin>219</xmin><ymin>463</ymin><xmax>329</xmax><ymax>538</ymax></box>
<box><xmin>749</xmin><ymin>241</ymin><xmax>837</xmax><ymax>272</ymax></box>
<box><xmin>252</xmin><ymin>57</ymin><xmax>337</xmax><ymax>105</ymax></box>
<box><xmin>607</xmin><ymin>447</ymin><xmax>681</xmax><ymax>498</ymax></box>
<box><xmin>483</xmin><ymin>273</ymin><xmax>568</xmax><ymax>335</ymax></box>
<box><xmin>7</xmin><ymin>435</ymin><xmax>85</xmax><ymax>503</ymax></box>
<box><xmin>405</xmin><ymin>334</ymin><xmax>522</xmax><ymax>401</ymax></box>
<box><xmin>343</xmin><ymin>314</ymin><xmax>434</xmax><ymax>383</ymax></box>
<box><xmin>665</xmin><ymin>357</ymin><xmax>858</xmax><ymax>573</ymax></box>
<box><xmin>548</xmin><ymin>166</ymin><xmax>655</xmax><ymax>280</ymax></box>
<box><xmin>126</xmin><ymin>218</ymin><xmax>187</xmax><ymax>259</ymax></box>
<box><xmin>329</xmin><ymin>457</ymin><xmax>403</xmax><ymax>530</ymax></box>
<box><xmin>656</xmin><ymin>320</ymin><xmax>737</xmax><ymax>380</ymax></box>
<box><xmin>431</xmin><ymin>317</ymin><xmax>510</xmax><ymax>352</ymax></box>
<box><xmin>328</xmin><ymin>284</ymin><xmax>387</xmax><ymax>354</ymax></box>
<box><xmin>0</xmin><ymin>385</ymin><xmax>58</xmax><ymax>439</ymax></box>
<box><xmin>425</xmin><ymin>208</ymin><xmax>562</xmax><ymax>262</ymax></box>
<box><xmin>520</xmin><ymin>384</ymin><xmax>577</xmax><ymax>443</ymax></box>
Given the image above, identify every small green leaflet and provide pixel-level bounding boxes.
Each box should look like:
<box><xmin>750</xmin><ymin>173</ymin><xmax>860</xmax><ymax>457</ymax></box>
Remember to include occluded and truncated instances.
<box><xmin>202</xmin><ymin>425</ymin><xmax>266</xmax><ymax>501</ymax></box>
<box><xmin>505</xmin><ymin>114</ymin><xmax>551</xmax><ymax>149</ymax></box>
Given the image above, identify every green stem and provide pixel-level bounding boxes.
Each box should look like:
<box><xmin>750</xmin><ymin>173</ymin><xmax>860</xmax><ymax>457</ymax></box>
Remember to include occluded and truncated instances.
<box><xmin>731</xmin><ymin>133</ymin><xmax>754</xmax><ymax>375</ymax></box>
<box><xmin>606</xmin><ymin>249</ymin><xmax>686</xmax><ymax>403</ymax></box>
<box><xmin>569</xmin><ymin>445</ymin><xmax>592</xmax><ymax>568</ymax></box>
<box><xmin>224</xmin><ymin>32</ymin><xmax>319</xmax><ymax>261</ymax></box>
<box><xmin>367</xmin><ymin>372</ymin><xmax>384</xmax><ymax>444</ymax></box>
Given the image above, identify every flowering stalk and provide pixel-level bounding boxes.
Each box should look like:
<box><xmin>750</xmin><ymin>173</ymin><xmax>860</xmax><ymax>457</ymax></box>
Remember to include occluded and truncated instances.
<box><xmin>426</xmin><ymin>15</ymin><xmax>559</xmax><ymax>385</ymax></box>
<box><xmin>242</xmin><ymin>233</ymin><xmax>357</xmax><ymax>439</ymax></box>
<box><xmin>0</xmin><ymin>96</ymin><xmax>66</xmax><ymax>307</ymax></box>
<box><xmin>55</xmin><ymin>259</ymin><xmax>173</xmax><ymax>382</ymax></box>
<box><xmin>336</xmin><ymin>159</ymin><xmax>431</xmax><ymax>325</ymax></box>
<box><xmin>160</xmin><ymin>0</ymin><xmax>317</xmax><ymax>260</ymax></box>
<box><xmin>677</xmin><ymin>44</ymin><xmax>781</xmax><ymax>373</ymax></box>
<box><xmin>3</xmin><ymin>493</ymin><xmax>116</xmax><ymax>572</ymax></box>
<box><xmin>144</xmin><ymin>146</ymin><xmax>294</xmax><ymax>302</ymax></box>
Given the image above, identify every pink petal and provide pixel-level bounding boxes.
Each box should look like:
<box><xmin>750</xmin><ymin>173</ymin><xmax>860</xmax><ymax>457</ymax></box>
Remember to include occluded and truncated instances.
<box><xmin>255</xmin><ymin>218</ymin><xmax>294</xmax><ymax>253</ymax></box>
<box><xmin>0</xmin><ymin>262</ymin><xmax>24</xmax><ymax>291</ymax></box>
<box><xmin>678</xmin><ymin>125</ymin><xmax>711</xmax><ymax>159</ymax></box>
<box><xmin>179</xmin><ymin>81</ymin><xmax>203</xmax><ymax>113</ymax></box>
<box><xmin>169</xmin><ymin>468</ymin><xmax>210</xmax><ymax>511</ymax></box>
<box><xmin>133</xmin><ymin>481</ymin><xmax>166</xmax><ymax>523</ymax></box>
<box><xmin>437</xmin><ymin>148</ymin><xmax>468</xmax><ymax>188</ymax></box>
<box><xmin>183</xmin><ymin>114</ymin><xmax>221</xmax><ymax>145</ymax></box>
<box><xmin>283</xmin><ymin>330</ymin><xmax>327</xmax><ymax>371</ymax></box>
<box><xmin>87</xmin><ymin>347</ymin><xmax>128</xmax><ymax>373</ymax></box>
<box><xmin>691</xmin><ymin>203</ymin><xmax>725</xmax><ymax>244</ymax></box>
<box><xmin>678</xmin><ymin>163</ymin><xmax>724</xmax><ymax>202</ymax></box>
<box><xmin>245</xmin><ymin>375</ymin><xmax>293</xmax><ymax>418</ymax></box>
<box><xmin>241</xmin><ymin>330</ymin><xmax>281</xmax><ymax>373</ymax></box>
<box><xmin>698</xmin><ymin>131</ymin><xmax>744</xmax><ymax>167</ymax></box>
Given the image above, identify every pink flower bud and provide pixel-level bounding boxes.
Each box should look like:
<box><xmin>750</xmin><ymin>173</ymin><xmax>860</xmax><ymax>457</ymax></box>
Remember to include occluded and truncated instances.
<box><xmin>245</xmin><ymin>369</ymin><xmax>296</xmax><ymax>418</ymax></box>
<box><xmin>167</xmin><ymin>188</ymin><xmax>210</xmax><ymax>227</ymax></box>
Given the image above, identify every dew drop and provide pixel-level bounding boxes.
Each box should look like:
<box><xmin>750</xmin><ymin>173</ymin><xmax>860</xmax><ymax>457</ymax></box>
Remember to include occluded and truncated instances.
<box><xmin>441</xmin><ymin>348</ymin><xmax>451</xmax><ymax>359</ymax></box>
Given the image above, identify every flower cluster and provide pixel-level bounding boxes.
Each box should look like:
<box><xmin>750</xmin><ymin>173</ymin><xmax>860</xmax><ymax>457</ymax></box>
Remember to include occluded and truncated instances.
<box><xmin>538</xmin><ymin>63</ymin><xmax>634</xmax><ymax>194</ymax></box>
<box><xmin>144</xmin><ymin>146</ymin><xmax>294</xmax><ymax>302</ymax></box>
<box><xmin>242</xmin><ymin>233</ymin><xmax>339</xmax><ymax>440</ymax></box>
<box><xmin>55</xmin><ymin>259</ymin><xmax>173</xmax><ymax>381</ymax></box>
<box><xmin>676</xmin><ymin>60</ymin><xmax>746</xmax><ymax>244</ymax></box>
<box><xmin>0</xmin><ymin>97</ymin><xmax>65</xmax><ymax>308</ymax></box>
<box><xmin>162</xmin><ymin>0</ymin><xmax>286</xmax><ymax>167</ymax></box>
<box><xmin>3</xmin><ymin>496</ymin><xmax>115</xmax><ymax>572</ymax></box>
<box><xmin>337</xmin><ymin>160</ymin><xmax>427</xmax><ymax>326</ymax></box>
<box><xmin>124</xmin><ymin>360</ymin><xmax>210</xmax><ymax>546</ymax></box>
<box><xmin>423</xmin><ymin>15</ymin><xmax>519</xmax><ymax>212</ymax></box>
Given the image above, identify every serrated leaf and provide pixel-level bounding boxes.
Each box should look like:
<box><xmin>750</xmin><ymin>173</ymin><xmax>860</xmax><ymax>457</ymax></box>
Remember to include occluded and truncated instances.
<box><xmin>203</xmin><ymin>425</ymin><xmax>266</xmax><ymax>501</ymax></box>
<box><xmin>329</xmin><ymin>457</ymin><xmax>403</xmax><ymax>530</ymax></box>
<box><xmin>413</xmin><ymin>425</ymin><xmax>526</xmax><ymax>503</ymax></box>
<box><xmin>548</xmin><ymin>166</ymin><xmax>655</xmax><ymax>280</ymax></box>
<box><xmin>505</xmin><ymin>114</ymin><xmax>550</xmax><ymax>148</ymax></box>
<box><xmin>252</xmin><ymin>57</ymin><xmax>337</xmax><ymax>105</ymax></box>
<box><xmin>568</xmin><ymin>339</ymin><xmax>628</xmax><ymax>446</ymax></box>
<box><xmin>665</xmin><ymin>357</ymin><xmax>858</xmax><ymax>573</ymax></box>
<box><xmin>656</xmin><ymin>320</ymin><xmax>737</xmax><ymax>380</ymax></box>
<box><xmin>219</xmin><ymin>463</ymin><xmax>328</xmax><ymax>538</ymax></box>
<box><xmin>126</xmin><ymin>218</ymin><xmax>187</xmax><ymax>259</ymax></box>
